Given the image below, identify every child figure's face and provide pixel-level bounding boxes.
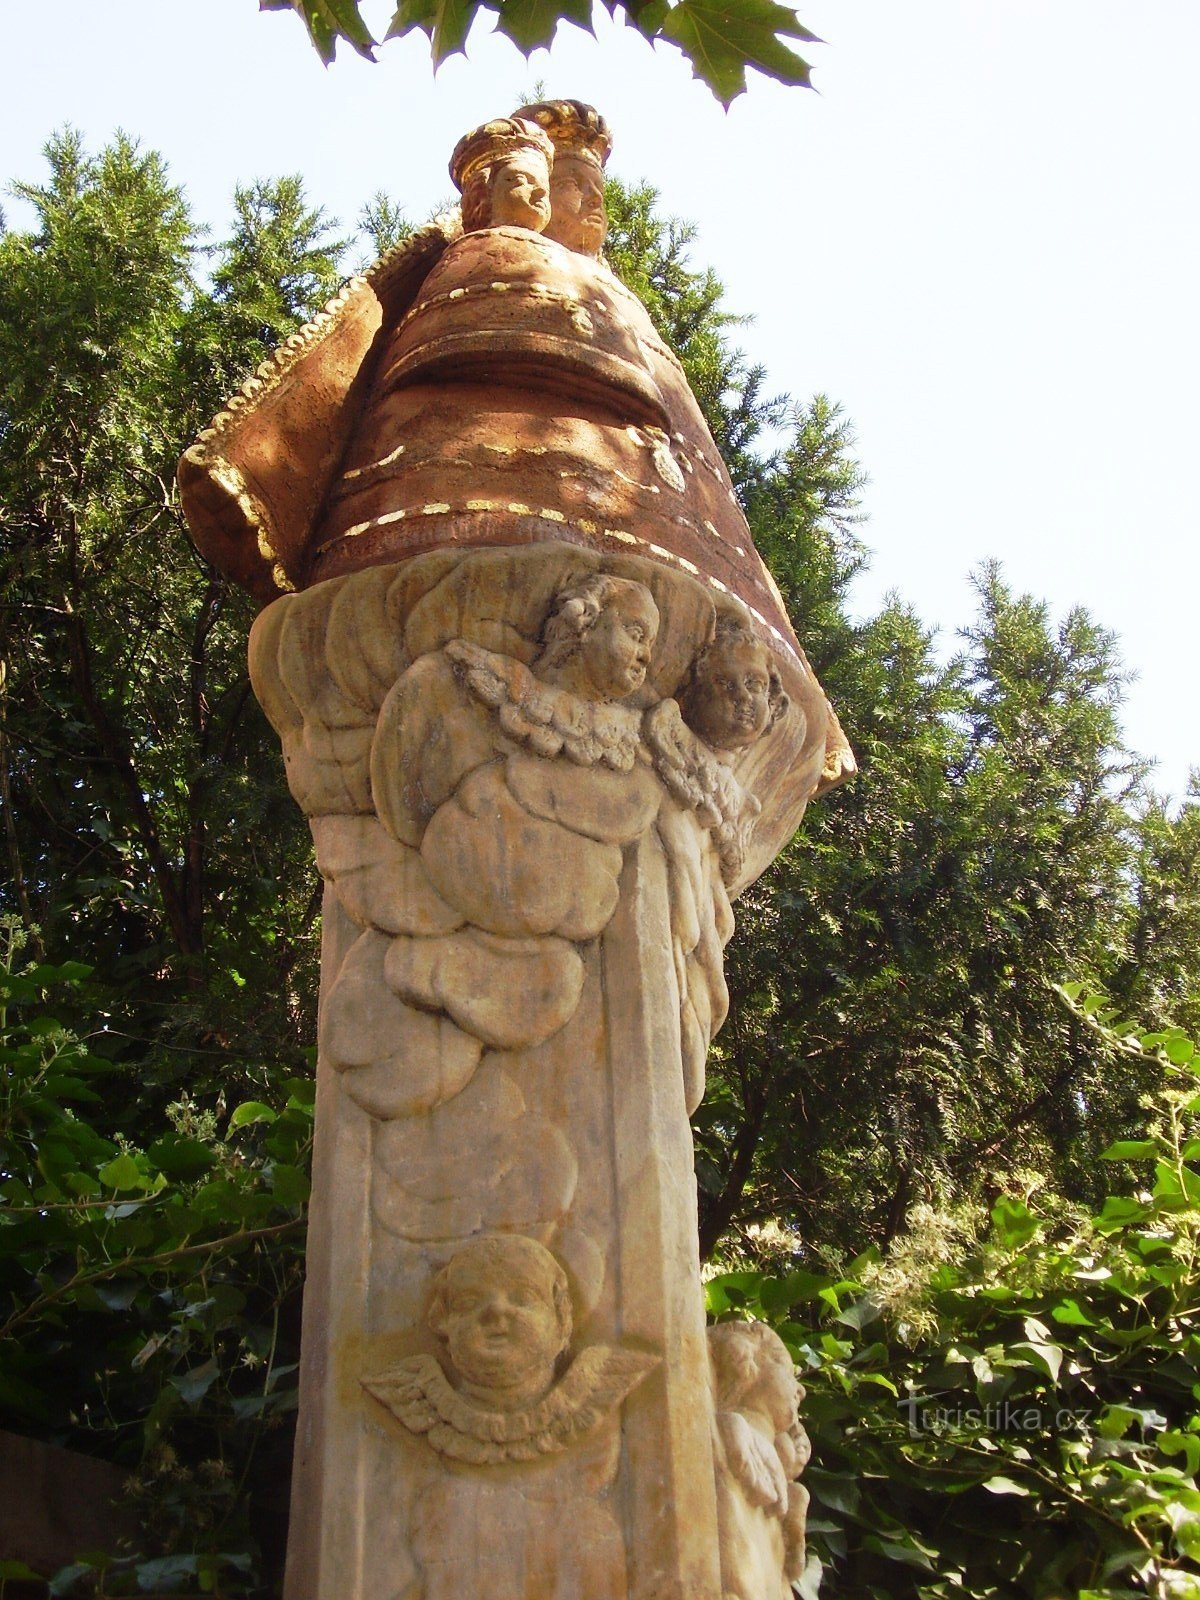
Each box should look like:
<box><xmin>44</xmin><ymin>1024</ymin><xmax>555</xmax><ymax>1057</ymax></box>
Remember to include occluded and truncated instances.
<box><xmin>488</xmin><ymin>154</ymin><xmax>552</xmax><ymax>232</ymax></box>
<box><xmin>689</xmin><ymin>637</ymin><xmax>775</xmax><ymax>751</ymax></box>
<box><xmin>440</xmin><ymin>1253</ymin><xmax>566</xmax><ymax>1393</ymax></box>
<box><xmin>577</xmin><ymin>583</ymin><xmax>659</xmax><ymax>700</ymax></box>
<box><xmin>546</xmin><ymin>155</ymin><xmax>607</xmax><ymax>256</ymax></box>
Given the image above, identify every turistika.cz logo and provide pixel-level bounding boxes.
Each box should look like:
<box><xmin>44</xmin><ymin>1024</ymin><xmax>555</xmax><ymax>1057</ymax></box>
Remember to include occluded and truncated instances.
<box><xmin>898</xmin><ymin>1391</ymin><xmax>1093</xmax><ymax>1438</ymax></box>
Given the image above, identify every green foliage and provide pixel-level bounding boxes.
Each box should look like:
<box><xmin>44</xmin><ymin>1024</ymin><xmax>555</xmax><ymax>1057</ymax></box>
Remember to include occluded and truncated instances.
<box><xmin>355</xmin><ymin>192</ymin><xmax>416</xmax><ymax>262</ymax></box>
<box><xmin>697</xmin><ymin>549</ymin><xmax>1187</xmax><ymax>1257</ymax></box>
<box><xmin>708</xmin><ymin>1001</ymin><xmax>1200</xmax><ymax>1599</ymax></box>
<box><xmin>0</xmin><ymin>129</ymin><xmax>352</xmax><ymax>1588</ymax></box>
<box><xmin>259</xmin><ymin>0</ymin><xmax>819</xmax><ymax>103</ymax></box>
<box><xmin>0</xmin><ymin>917</ymin><xmax>312</xmax><ymax>1588</ymax></box>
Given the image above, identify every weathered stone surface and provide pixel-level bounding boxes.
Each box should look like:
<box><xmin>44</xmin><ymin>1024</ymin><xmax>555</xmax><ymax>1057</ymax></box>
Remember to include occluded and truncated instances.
<box><xmin>310</xmin><ymin>815</ymin><xmax>464</xmax><ymax>934</ymax></box>
<box><xmin>506</xmin><ymin>749</ymin><xmax>661</xmax><ymax>843</ymax></box>
<box><xmin>421</xmin><ymin>763</ymin><xmax>625</xmax><ymax>940</ymax></box>
<box><xmin>709</xmin><ymin>1321</ymin><xmax>812</xmax><ymax>1600</ymax></box>
<box><xmin>371</xmin><ymin>1063</ymin><xmax>577</xmax><ymax>1240</ymax></box>
<box><xmin>181</xmin><ymin>99</ymin><xmax>846</xmax><ymax>1600</ymax></box>
<box><xmin>321</xmin><ymin>928</ymin><xmax>482</xmax><ymax>1117</ymax></box>
<box><xmin>384</xmin><ymin>926</ymin><xmax>584</xmax><ymax>1048</ymax></box>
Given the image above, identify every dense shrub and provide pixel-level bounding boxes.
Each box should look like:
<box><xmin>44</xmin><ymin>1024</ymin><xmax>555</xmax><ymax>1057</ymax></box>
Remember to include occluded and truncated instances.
<box><xmin>709</xmin><ymin>996</ymin><xmax>1200</xmax><ymax>1600</ymax></box>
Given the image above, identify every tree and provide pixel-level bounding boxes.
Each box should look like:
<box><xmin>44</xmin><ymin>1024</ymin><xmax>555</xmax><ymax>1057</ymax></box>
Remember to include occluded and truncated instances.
<box><xmin>0</xmin><ymin>132</ymin><xmax>336</xmax><ymax>1051</ymax></box>
<box><xmin>0</xmin><ymin>134</ymin><xmax>352</xmax><ymax>1579</ymax></box>
<box><xmin>260</xmin><ymin>0</ymin><xmax>820</xmax><ymax>106</ymax></box>
<box><xmin>1</xmin><ymin>131</ymin><xmax>1196</xmax><ymax>1593</ymax></box>
<box><xmin>697</xmin><ymin>561</ymin><xmax>1156</xmax><ymax>1260</ymax></box>
<box><xmin>1111</xmin><ymin>779</ymin><xmax>1200</xmax><ymax>1040</ymax></box>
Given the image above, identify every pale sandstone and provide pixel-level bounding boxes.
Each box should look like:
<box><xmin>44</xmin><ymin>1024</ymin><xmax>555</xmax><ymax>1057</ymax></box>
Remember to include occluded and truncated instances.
<box><xmin>180</xmin><ymin>101</ymin><xmax>847</xmax><ymax>1600</ymax></box>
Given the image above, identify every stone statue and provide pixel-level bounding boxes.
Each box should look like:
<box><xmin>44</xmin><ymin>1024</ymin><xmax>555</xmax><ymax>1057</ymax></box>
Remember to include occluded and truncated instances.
<box><xmin>709</xmin><ymin>1320</ymin><xmax>812</xmax><ymax>1600</ymax></box>
<box><xmin>679</xmin><ymin>614</ymin><xmax>789</xmax><ymax>752</ymax></box>
<box><xmin>362</xmin><ymin>1235</ymin><xmax>657</xmax><ymax>1460</ymax></box>
<box><xmin>361</xmin><ymin>1237</ymin><xmax>654</xmax><ymax>1600</ymax></box>
<box><xmin>450</xmin><ymin>117</ymin><xmax>553</xmax><ymax>235</ymax></box>
<box><xmin>177</xmin><ymin>101</ymin><xmax>852</xmax><ymax>1600</ymax></box>
<box><xmin>512</xmin><ymin>99</ymin><xmax>611</xmax><ymax>257</ymax></box>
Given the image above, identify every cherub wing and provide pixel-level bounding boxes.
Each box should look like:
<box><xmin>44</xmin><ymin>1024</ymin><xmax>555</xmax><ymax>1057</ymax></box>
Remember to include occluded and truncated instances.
<box><xmin>445</xmin><ymin>638</ymin><xmax>641</xmax><ymax>769</ymax></box>
<box><xmin>717</xmin><ymin>1410</ymin><xmax>789</xmax><ymax>1513</ymax></box>
<box><xmin>361</xmin><ymin>1354</ymin><xmax>444</xmax><ymax>1437</ymax></box>
<box><xmin>643</xmin><ymin>698</ymin><xmax>721</xmax><ymax>823</ymax></box>
<box><xmin>644</xmin><ymin>698</ymin><xmax>762</xmax><ymax>877</ymax></box>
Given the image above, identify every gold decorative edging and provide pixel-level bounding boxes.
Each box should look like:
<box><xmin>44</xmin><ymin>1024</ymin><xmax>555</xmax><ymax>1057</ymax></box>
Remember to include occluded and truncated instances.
<box><xmin>191</xmin><ymin>215</ymin><xmax>460</xmax><ymax>457</ymax></box>
<box><xmin>314</xmin><ymin>500</ymin><xmax>802</xmax><ymax>666</ymax></box>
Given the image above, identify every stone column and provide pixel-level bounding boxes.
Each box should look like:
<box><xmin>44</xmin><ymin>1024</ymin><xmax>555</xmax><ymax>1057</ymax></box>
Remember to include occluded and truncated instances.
<box><xmin>182</xmin><ymin>100</ymin><xmax>853</xmax><ymax>1600</ymax></box>
<box><xmin>249</xmin><ymin>550</ymin><xmax>792</xmax><ymax>1600</ymax></box>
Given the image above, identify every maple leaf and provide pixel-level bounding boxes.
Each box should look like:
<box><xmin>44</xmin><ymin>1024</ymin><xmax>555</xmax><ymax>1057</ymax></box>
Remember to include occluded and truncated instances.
<box><xmin>660</xmin><ymin>0</ymin><xmax>818</xmax><ymax>105</ymax></box>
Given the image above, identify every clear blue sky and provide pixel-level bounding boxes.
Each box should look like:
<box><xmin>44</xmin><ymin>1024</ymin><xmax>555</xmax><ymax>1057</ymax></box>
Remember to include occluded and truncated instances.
<box><xmin>4</xmin><ymin>1</ymin><xmax>1197</xmax><ymax>799</ymax></box>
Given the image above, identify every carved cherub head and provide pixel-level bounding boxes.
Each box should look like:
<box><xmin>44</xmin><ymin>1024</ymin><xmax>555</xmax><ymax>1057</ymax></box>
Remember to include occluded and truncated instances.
<box><xmin>427</xmin><ymin>1235</ymin><xmax>573</xmax><ymax>1409</ymax></box>
<box><xmin>679</xmin><ymin>617</ymin><xmax>788</xmax><ymax>752</ymax></box>
<box><xmin>708</xmin><ymin>1319</ymin><xmax>804</xmax><ymax>1436</ymax></box>
<box><xmin>512</xmin><ymin>99</ymin><xmax>611</xmax><ymax>256</ymax></box>
<box><xmin>537</xmin><ymin>574</ymin><xmax>660</xmax><ymax>702</ymax></box>
<box><xmin>450</xmin><ymin>117</ymin><xmax>554</xmax><ymax>235</ymax></box>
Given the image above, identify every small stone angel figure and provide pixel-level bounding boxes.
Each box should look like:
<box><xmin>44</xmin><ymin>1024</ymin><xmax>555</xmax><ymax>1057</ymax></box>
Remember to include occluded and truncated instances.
<box><xmin>364</xmin><ymin>1236</ymin><xmax>657</xmax><ymax>1600</ymax></box>
<box><xmin>362</xmin><ymin>1234</ymin><xmax>656</xmax><ymax>1462</ymax></box>
<box><xmin>708</xmin><ymin>1320</ymin><xmax>812</xmax><ymax>1600</ymax></box>
<box><xmin>445</xmin><ymin>572</ymin><xmax>660</xmax><ymax>768</ymax></box>
<box><xmin>678</xmin><ymin>613</ymin><xmax>790</xmax><ymax>755</ymax></box>
<box><xmin>644</xmin><ymin>614</ymin><xmax>789</xmax><ymax>1109</ymax></box>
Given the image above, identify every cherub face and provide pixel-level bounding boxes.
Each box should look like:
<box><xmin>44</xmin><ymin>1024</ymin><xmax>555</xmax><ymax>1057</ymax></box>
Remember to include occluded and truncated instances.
<box><xmin>488</xmin><ymin>154</ymin><xmax>552</xmax><ymax>232</ymax></box>
<box><xmin>689</xmin><ymin>638</ymin><xmax>775</xmax><ymax>750</ymax></box>
<box><xmin>546</xmin><ymin>156</ymin><xmax>607</xmax><ymax>255</ymax></box>
<box><xmin>439</xmin><ymin>1256</ymin><xmax>567</xmax><ymax>1391</ymax></box>
<box><xmin>579</xmin><ymin>583</ymin><xmax>659</xmax><ymax>700</ymax></box>
<box><xmin>757</xmin><ymin>1344</ymin><xmax>802</xmax><ymax>1433</ymax></box>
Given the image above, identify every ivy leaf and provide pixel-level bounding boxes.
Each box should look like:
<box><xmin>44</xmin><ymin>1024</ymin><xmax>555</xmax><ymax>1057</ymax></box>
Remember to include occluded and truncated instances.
<box><xmin>989</xmin><ymin>1195</ymin><xmax>1040</xmax><ymax>1247</ymax></box>
<box><xmin>496</xmin><ymin>0</ymin><xmax>595</xmax><ymax>52</ymax></box>
<box><xmin>1100</xmin><ymin>1139</ymin><xmax>1159</xmax><ymax>1161</ymax></box>
<box><xmin>147</xmin><ymin>1134</ymin><xmax>216</xmax><ymax>1181</ymax></box>
<box><xmin>834</xmin><ymin>1296</ymin><xmax>881</xmax><ymax>1332</ymax></box>
<box><xmin>228</xmin><ymin>1100</ymin><xmax>278</xmax><ymax>1130</ymax></box>
<box><xmin>862</xmin><ymin>1534</ymin><xmax>936</xmax><ymax>1570</ymax></box>
<box><xmin>98</xmin><ymin>1152</ymin><xmax>145</xmax><ymax>1193</ymax></box>
<box><xmin>1160</xmin><ymin>1429</ymin><xmax>1200</xmax><ymax>1476</ymax></box>
<box><xmin>1009</xmin><ymin>1339</ymin><xmax>1063</xmax><ymax>1382</ymax></box>
<box><xmin>982</xmin><ymin>1474</ymin><xmax>1031</xmax><ymax>1496</ymax></box>
<box><xmin>169</xmin><ymin>1359</ymin><xmax>220</xmax><ymax>1406</ymax></box>
<box><xmin>660</xmin><ymin>0</ymin><xmax>818</xmax><ymax>105</ymax></box>
<box><xmin>270</xmin><ymin>1163</ymin><xmax>311</xmax><ymax>1205</ymax></box>
<box><xmin>1050</xmin><ymin>1297</ymin><xmax>1097</xmax><ymax>1327</ymax></box>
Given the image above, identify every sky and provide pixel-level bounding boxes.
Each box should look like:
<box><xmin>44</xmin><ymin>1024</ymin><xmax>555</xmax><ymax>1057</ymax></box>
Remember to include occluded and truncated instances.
<box><xmin>4</xmin><ymin>0</ymin><xmax>1198</xmax><ymax>799</ymax></box>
